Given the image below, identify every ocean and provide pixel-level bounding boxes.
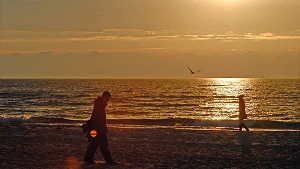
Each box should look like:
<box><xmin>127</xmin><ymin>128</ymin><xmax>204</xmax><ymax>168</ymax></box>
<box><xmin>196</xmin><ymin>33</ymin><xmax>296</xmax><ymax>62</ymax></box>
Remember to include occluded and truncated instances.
<box><xmin>0</xmin><ymin>78</ymin><xmax>299</xmax><ymax>130</ymax></box>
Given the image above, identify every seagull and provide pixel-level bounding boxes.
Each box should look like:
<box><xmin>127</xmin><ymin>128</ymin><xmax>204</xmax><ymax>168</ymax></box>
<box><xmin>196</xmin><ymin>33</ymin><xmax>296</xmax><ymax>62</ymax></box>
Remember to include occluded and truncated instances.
<box><xmin>188</xmin><ymin>67</ymin><xmax>201</xmax><ymax>74</ymax></box>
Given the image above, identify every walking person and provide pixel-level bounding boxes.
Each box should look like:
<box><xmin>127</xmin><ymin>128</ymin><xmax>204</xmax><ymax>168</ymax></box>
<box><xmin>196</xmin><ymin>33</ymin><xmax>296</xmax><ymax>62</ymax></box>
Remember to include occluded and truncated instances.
<box><xmin>238</xmin><ymin>95</ymin><xmax>249</xmax><ymax>131</ymax></box>
<box><xmin>84</xmin><ymin>91</ymin><xmax>118</xmax><ymax>164</ymax></box>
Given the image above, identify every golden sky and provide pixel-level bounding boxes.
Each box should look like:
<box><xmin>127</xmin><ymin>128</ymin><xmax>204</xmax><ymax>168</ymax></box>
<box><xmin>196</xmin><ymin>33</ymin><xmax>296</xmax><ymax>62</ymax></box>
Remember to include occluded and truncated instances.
<box><xmin>0</xmin><ymin>0</ymin><xmax>299</xmax><ymax>78</ymax></box>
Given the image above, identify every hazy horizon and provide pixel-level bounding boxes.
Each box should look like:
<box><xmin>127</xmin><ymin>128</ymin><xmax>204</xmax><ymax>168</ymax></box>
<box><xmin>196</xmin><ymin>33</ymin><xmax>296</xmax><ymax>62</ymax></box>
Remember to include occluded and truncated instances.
<box><xmin>0</xmin><ymin>0</ymin><xmax>299</xmax><ymax>78</ymax></box>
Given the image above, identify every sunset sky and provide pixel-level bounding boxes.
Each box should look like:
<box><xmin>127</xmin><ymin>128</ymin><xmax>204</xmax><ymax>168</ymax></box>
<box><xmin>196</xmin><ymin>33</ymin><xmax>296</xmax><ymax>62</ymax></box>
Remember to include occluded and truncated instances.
<box><xmin>0</xmin><ymin>0</ymin><xmax>299</xmax><ymax>78</ymax></box>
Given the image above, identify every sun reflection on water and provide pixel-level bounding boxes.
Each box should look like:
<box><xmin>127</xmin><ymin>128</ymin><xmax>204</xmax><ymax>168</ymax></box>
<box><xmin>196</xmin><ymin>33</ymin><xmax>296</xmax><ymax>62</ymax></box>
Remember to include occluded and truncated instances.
<box><xmin>213</xmin><ymin>78</ymin><xmax>246</xmax><ymax>96</ymax></box>
<box><xmin>208</xmin><ymin>78</ymin><xmax>248</xmax><ymax>120</ymax></box>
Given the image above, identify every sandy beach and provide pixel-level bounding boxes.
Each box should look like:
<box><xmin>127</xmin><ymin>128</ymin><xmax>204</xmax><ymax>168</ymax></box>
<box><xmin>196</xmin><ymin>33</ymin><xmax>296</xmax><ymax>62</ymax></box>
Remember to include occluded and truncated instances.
<box><xmin>0</xmin><ymin>124</ymin><xmax>299</xmax><ymax>169</ymax></box>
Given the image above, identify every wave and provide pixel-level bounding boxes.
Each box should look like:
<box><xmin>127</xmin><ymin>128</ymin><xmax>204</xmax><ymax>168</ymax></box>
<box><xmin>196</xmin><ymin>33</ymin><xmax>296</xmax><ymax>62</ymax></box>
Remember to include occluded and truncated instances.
<box><xmin>137</xmin><ymin>103</ymin><xmax>200</xmax><ymax>107</ymax></box>
<box><xmin>1</xmin><ymin>116</ymin><xmax>299</xmax><ymax>130</ymax></box>
<box><xmin>134</xmin><ymin>95</ymin><xmax>238</xmax><ymax>99</ymax></box>
<box><xmin>0</xmin><ymin>115</ymin><xmax>31</xmax><ymax>124</ymax></box>
<box><xmin>105</xmin><ymin>119</ymin><xmax>300</xmax><ymax>130</ymax></box>
<box><xmin>0</xmin><ymin>116</ymin><xmax>83</xmax><ymax>124</ymax></box>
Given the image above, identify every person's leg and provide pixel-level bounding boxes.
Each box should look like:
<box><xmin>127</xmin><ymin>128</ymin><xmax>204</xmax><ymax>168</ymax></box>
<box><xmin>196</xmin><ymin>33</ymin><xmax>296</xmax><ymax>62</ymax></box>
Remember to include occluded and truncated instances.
<box><xmin>98</xmin><ymin>133</ymin><xmax>114</xmax><ymax>163</ymax></box>
<box><xmin>84</xmin><ymin>137</ymin><xmax>98</xmax><ymax>163</ymax></box>
<box><xmin>239</xmin><ymin>119</ymin><xmax>243</xmax><ymax>131</ymax></box>
<box><xmin>239</xmin><ymin>123</ymin><xmax>243</xmax><ymax>131</ymax></box>
<box><xmin>243</xmin><ymin>123</ymin><xmax>250</xmax><ymax>131</ymax></box>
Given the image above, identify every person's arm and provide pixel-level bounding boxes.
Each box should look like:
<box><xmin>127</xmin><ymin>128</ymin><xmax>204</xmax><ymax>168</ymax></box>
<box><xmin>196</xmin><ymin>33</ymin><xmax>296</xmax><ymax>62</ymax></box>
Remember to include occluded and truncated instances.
<box><xmin>239</xmin><ymin>100</ymin><xmax>245</xmax><ymax>112</ymax></box>
<box><xmin>93</xmin><ymin>100</ymin><xmax>107</xmax><ymax>132</ymax></box>
<box><xmin>105</xmin><ymin>124</ymin><xmax>108</xmax><ymax>133</ymax></box>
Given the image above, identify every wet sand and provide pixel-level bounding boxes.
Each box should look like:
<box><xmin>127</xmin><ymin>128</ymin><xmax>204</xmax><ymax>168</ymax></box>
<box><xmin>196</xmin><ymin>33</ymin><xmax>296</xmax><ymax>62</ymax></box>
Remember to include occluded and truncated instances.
<box><xmin>0</xmin><ymin>124</ymin><xmax>299</xmax><ymax>169</ymax></box>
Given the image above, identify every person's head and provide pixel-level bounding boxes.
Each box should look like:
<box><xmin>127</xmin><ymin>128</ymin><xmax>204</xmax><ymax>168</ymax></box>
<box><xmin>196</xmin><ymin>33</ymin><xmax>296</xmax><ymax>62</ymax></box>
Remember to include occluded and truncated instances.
<box><xmin>102</xmin><ymin>91</ymin><xmax>111</xmax><ymax>103</ymax></box>
<box><xmin>238</xmin><ymin>94</ymin><xmax>244</xmax><ymax>100</ymax></box>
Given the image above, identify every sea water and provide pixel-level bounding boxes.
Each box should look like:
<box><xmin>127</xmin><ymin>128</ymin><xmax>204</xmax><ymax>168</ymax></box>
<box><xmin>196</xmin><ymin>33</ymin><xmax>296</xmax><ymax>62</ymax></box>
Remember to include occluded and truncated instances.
<box><xmin>0</xmin><ymin>78</ymin><xmax>299</xmax><ymax>130</ymax></box>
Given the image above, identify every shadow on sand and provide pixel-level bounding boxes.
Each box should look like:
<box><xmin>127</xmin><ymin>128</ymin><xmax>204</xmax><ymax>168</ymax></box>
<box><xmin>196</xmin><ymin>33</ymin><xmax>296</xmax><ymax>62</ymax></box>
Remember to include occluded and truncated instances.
<box><xmin>65</xmin><ymin>156</ymin><xmax>125</xmax><ymax>169</ymax></box>
<box><xmin>237</xmin><ymin>132</ymin><xmax>252</xmax><ymax>156</ymax></box>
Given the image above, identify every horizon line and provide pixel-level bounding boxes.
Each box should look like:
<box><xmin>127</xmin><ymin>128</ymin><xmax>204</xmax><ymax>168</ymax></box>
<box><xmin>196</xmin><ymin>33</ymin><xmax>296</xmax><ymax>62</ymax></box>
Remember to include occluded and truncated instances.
<box><xmin>1</xmin><ymin>77</ymin><xmax>299</xmax><ymax>80</ymax></box>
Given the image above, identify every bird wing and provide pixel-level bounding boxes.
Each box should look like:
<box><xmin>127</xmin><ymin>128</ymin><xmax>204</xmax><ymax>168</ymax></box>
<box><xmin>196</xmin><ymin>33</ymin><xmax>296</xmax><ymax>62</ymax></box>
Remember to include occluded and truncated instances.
<box><xmin>194</xmin><ymin>70</ymin><xmax>201</xmax><ymax>73</ymax></box>
<box><xmin>188</xmin><ymin>67</ymin><xmax>194</xmax><ymax>73</ymax></box>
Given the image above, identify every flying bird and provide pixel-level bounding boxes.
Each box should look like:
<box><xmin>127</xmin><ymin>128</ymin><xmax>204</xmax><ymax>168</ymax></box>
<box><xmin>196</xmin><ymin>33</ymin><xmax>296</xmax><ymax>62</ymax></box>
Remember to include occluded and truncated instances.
<box><xmin>188</xmin><ymin>67</ymin><xmax>201</xmax><ymax>74</ymax></box>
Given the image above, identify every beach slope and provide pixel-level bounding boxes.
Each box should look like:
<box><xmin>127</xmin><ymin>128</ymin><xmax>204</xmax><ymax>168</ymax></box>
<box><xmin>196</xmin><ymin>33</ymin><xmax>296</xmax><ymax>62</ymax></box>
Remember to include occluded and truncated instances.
<box><xmin>0</xmin><ymin>125</ymin><xmax>299</xmax><ymax>169</ymax></box>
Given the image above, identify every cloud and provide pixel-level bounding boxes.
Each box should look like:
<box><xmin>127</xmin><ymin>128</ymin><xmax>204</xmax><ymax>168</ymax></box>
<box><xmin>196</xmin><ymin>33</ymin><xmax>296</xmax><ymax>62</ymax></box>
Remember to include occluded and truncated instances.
<box><xmin>260</xmin><ymin>32</ymin><xmax>275</xmax><ymax>37</ymax></box>
<box><xmin>196</xmin><ymin>32</ymin><xmax>300</xmax><ymax>41</ymax></box>
<box><xmin>1</xmin><ymin>29</ymin><xmax>300</xmax><ymax>43</ymax></box>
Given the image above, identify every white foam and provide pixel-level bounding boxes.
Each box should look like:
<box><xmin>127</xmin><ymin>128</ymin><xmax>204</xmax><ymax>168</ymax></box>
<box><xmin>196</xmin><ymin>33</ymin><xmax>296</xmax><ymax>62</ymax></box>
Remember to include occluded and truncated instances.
<box><xmin>0</xmin><ymin>114</ymin><xmax>31</xmax><ymax>123</ymax></box>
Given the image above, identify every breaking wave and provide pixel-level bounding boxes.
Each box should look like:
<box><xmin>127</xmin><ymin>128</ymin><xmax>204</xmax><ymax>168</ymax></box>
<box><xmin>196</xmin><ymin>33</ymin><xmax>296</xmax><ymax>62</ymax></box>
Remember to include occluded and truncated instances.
<box><xmin>1</xmin><ymin>115</ymin><xmax>299</xmax><ymax>130</ymax></box>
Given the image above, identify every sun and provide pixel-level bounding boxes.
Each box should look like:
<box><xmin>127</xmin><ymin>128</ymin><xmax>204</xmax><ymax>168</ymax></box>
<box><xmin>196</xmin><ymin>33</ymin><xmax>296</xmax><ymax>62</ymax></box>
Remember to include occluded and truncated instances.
<box><xmin>219</xmin><ymin>0</ymin><xmax>241</xmax><ymax>4</ymax></box>
<box><xmin>220</xmin><ymin>0</ymin><xmax>238</xmax><ymax>2</ymax></box>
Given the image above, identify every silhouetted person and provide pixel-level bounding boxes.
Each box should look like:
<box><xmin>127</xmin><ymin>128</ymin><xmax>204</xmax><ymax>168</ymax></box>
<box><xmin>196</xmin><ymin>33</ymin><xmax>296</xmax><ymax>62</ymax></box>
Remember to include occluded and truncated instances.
<box><xmin>238</xmin><ymin>95</ymin><xmax>249</xmax><ymax>131</ymax></box>
<box><xmin>84</xmin><ymin>91</ymin><xmax>117</xmax><ymax>164</ymax></box>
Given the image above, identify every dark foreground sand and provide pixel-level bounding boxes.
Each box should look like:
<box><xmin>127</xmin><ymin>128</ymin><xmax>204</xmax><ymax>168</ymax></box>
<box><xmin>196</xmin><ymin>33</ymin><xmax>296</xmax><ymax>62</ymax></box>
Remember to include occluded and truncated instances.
<box><xmin>0</xmin><ymin>124</ymin><xmax>299</xmax><ymax>169</ymax></box>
